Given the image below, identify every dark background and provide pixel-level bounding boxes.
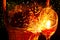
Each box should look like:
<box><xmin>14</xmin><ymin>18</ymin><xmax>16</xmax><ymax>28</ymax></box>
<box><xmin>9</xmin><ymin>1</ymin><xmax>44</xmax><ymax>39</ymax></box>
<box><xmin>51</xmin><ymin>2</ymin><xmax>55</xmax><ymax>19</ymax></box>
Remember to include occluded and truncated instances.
<box><xmin>0</xmin><ymin>0</ymin><xmax>60</xmax><ymax>40</ymax></box>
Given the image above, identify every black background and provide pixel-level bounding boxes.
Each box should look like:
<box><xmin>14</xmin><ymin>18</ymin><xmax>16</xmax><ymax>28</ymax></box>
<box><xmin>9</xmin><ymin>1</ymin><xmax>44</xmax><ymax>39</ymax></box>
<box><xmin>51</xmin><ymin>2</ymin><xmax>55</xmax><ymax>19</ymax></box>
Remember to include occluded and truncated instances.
<box><xmin>0</xmin><ymin>0</ymin><xmax>60</xmax><ymax>40</ymax></box>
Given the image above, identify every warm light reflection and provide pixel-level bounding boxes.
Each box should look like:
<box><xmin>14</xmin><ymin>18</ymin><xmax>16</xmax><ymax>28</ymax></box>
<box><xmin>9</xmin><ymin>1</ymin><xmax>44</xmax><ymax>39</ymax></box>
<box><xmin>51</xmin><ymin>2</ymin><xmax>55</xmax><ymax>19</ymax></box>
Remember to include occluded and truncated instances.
<box><xmin>7</xmin><ymin>0</ymin><xmax>58</xmax><ymax>35</ymax></box>
<box><xmin>46</xmin><ymin>20</ymin><xmax>51</xmax><ymax>29</ymax></box>
<box><xmin>27</xmin><ymin>6</ymin><xmax>58</xmax><ymax>34</ymax></box>
<box><xmin>4</xmin><ymin>0</ymin><xmax>58</xmax><ymax>40</ymax></box>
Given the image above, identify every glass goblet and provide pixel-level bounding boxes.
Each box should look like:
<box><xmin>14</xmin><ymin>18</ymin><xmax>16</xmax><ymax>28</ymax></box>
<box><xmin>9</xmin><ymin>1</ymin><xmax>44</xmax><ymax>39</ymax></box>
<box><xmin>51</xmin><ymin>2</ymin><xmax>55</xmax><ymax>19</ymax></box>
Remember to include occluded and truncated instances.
<box><xmin>40</xmin><ymin>7</ymin><xmax>58</xmax><ymax>40</ymax></box>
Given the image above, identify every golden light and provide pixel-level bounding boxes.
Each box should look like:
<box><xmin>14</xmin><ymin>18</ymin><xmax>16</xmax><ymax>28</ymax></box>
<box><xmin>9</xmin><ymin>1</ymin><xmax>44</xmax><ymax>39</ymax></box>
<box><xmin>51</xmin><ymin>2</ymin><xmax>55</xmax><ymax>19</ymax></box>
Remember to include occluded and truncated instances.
<box><xmin>46</xmin><ymin>20</ymin><xmax>51</xmax><ymax>29</ymax></box>
<box><xmin>6</xmin><ymin>0</ymin><xmax>58</xmax><ymax>35</ymax></box>
<box><xmin>3</xmin><ymin>0</ymin><xmax>58</xmax><ymax>40</ymax></box>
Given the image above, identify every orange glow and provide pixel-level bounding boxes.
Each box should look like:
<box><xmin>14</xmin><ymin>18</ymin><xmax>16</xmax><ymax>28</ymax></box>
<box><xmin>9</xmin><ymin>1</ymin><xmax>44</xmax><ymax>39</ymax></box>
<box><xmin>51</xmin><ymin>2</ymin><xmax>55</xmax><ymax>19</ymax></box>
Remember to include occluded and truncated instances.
<box><xmin>27</xmin><ymin>6</ymin><xmax>58</xmax><ymax>34</ymax></box>
<box><xmin>46</xmin><ymin>0</ymin><xmax>50</xmax><ymax>7</ymax></box>
<box><xmin>4</xmin><ymin>0</ymin><xmax>58</xmax><ymax>40</ymax></box>
<box><xmin>7</xmin><ymin>0</ymin><xmax>58</xmax><ymax>35</ymax></box>
<box><xmin>3</xmin><ymin>0</ymin><xmax>6</xmax><ymax>11</ymax></box>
